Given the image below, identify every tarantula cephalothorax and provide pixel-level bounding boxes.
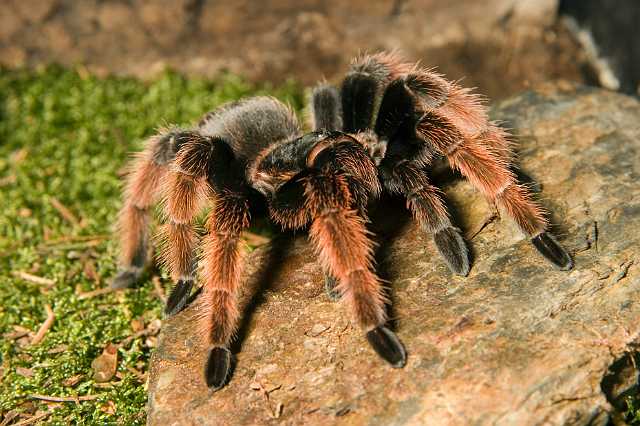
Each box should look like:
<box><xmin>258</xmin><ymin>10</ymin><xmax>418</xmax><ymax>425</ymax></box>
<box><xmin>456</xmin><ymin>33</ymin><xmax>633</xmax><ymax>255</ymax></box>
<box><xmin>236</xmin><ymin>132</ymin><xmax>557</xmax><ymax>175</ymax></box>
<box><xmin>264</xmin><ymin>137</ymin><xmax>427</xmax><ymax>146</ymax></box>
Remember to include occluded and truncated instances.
<box><xmin>113</xmin><ymin>52</ymin><xmax>573</xmax><ymax>390</ymax></box>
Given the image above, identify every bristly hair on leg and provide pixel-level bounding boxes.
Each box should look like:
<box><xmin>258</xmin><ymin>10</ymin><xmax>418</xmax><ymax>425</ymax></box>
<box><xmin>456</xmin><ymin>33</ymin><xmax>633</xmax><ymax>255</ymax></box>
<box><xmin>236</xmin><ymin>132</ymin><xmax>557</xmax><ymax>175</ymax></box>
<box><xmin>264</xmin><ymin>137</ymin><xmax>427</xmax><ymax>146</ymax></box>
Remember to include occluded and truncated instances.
<box><xmin>309</xmin><ymin>83</ymin><xmax>342</xmax><ymax>132</ymax></box>
<box><xmin>113</xmin><ymin>132</ymin><xmax>176</xmax><ymax>289</ymax></box>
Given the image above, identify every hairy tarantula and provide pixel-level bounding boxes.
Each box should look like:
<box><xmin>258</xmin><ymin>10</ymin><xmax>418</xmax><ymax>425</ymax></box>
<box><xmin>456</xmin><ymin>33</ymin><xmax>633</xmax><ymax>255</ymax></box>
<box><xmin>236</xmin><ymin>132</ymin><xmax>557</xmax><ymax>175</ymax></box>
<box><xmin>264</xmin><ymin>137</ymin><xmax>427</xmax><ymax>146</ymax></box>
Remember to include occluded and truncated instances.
<box><xmin>113</xmin><ymin>52</ymin><xmax>573</xmax><ymax>390</ymax></box>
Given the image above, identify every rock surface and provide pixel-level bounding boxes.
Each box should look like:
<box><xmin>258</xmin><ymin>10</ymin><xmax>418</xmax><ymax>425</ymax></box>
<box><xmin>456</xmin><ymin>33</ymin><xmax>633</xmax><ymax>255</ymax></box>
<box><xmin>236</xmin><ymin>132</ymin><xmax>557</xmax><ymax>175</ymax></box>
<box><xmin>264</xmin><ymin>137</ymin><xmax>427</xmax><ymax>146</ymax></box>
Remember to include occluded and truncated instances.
<box><xmin>147</xmin><ymin>84</ymin><xmax>640</xmax><ymax>425</ymax></box>
<box><xmin>0</xmin><ymin>0</ymin><xmax>586</xmax><ymax>99</ymax></box>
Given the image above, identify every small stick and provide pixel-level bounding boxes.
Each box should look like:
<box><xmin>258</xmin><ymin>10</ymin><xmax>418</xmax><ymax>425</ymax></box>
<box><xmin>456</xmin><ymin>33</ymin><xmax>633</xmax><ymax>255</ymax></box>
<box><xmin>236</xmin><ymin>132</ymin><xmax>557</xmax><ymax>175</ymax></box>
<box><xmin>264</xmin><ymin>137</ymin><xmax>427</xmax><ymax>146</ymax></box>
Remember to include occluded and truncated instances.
<box><xmin>0</xmin><ymin>174</ymin><xmax>17</xmax><ymax>186</ymax></box>
<box><xmin>93</xmin><ymin>382</ymin><xmax>122</xmax><ymax>388</ymax></box>
<box><xmin>28</xmin><ymin>394</ymin><xmax>99</xmax><ymax>403</ymax></box>
<box><xmin>12</xmin><ymin>271</ymin><xmax>55</xmax><ymax>287</ymax></box>
<box><xmin>152</xmin><ymin>277</ymin><xmax>167</xmax><ymax>303</ymax></box>
<box><xmin>12</xmin><ymin>411</ymin><xmax>52</xmax><ymax>426</ymax></box>
<box><xmin>31</xmin><ymin>304</ymin><xmax>55</xmax><ymax>345</ymax></box>
<box><xmin>465</xmin><ymin>211</ymin><xmax>498</xmax><ymax>241</ymax></box>
<box><xmin>3</xmin><ymin>329</ymin><xmax>30</xmax><ymax>340</ymax></box>
<box><xmin>40</xmin><ymin>234</ymin><xmax>109</xmax><ymax>246</ymax></box>
<box><xmin>77</xmin><ymin>287</ymin><xmax>116</xmax><ymax>300</ymax></box>
<box><xmin>0</xmin><ymin>410</ymin><xmax>20</xmax><ymax>426</ymax></box>
<box><xmin>50</xmin><ymin>197</ymin><xmax>80</xmax><ymax>226</ymax></box>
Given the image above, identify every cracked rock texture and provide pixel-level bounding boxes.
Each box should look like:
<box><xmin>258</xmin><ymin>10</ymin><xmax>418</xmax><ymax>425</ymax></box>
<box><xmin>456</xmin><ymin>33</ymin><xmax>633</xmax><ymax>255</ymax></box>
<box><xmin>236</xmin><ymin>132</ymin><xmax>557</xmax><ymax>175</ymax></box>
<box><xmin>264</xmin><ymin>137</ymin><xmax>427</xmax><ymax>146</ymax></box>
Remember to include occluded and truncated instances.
<box><xmin>0</xmin><ymin>0</ymin><xmax>587</xmax><ymax>99</ymax></box>
<box><xmin>147</xmin><ymin>84</ymin><xmax>640</xmax><ymax>425</ymax></box>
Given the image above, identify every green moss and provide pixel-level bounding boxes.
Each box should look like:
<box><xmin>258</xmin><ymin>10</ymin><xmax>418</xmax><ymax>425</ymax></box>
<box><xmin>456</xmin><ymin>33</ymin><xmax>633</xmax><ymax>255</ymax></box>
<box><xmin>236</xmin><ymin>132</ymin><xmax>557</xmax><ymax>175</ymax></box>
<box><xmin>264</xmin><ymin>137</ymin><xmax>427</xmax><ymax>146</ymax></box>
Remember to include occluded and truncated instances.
<box><xmin>0</xmin><ymin>66</ymin><xmax>304</xmax><ymax>424</ymax></box>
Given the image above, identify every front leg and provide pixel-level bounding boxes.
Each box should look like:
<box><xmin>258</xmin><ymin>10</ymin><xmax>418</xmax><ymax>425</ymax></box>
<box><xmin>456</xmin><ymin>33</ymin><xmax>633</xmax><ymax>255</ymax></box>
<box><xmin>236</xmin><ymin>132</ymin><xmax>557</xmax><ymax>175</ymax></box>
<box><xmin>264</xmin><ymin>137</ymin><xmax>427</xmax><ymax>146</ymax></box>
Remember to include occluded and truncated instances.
<box><xmin>304</xmin><ymin>170</ymin><xmax>405</xmax><ymax>367</ymax></box>
<box><xmin>381</xmin><ymin>160</ymin><xmax>470</xmax><ymax>276</ymax></box>
<box><xmin>200</xmin><ymin>191</ymin><xmax>251</xmax><ymax>390</ymax></box>
<box><xmin>261</xmin><ymin>134</ymin><xmax>406</xmax><ymax>367</ymax></box>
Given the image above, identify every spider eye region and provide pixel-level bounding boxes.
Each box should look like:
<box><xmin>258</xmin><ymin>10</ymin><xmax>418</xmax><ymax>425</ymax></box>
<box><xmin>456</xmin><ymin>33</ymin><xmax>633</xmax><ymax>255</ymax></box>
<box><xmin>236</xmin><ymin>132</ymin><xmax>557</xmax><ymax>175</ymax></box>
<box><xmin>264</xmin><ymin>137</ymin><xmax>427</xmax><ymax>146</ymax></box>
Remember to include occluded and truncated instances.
<box><xmin>250</xmin><ymin>131</ymin><xmax>334</xmax><ymax>196</ymax></box>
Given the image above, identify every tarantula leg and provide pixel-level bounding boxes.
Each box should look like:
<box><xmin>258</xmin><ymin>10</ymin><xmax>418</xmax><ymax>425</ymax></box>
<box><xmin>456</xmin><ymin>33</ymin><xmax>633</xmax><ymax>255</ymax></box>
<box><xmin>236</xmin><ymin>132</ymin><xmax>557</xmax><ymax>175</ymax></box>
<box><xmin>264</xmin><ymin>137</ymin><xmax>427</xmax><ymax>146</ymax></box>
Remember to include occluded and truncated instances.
<box><xmin>415</xmin><ymin>111</ymin><xmax>573</xmax><ymax>270</ymax></box>
<box><xmin>310</xmin><ymin>84</ymin><xmax>342</xmax><ymax>131</ymax></box>
<box><xmin>302</xmin><ymin>141</ymin><xmax>406</xmax><ymax>368</ymax></box>
<box><xmin>160</xmin><ymin>134</ymin><xmax>214</xmax><ymax>315</ymax></box>
<box><xmin>341</xmin><ymin>52</ymin><xmax>417</xmax><ymax>134</ymax></box>
<box><xmin>532</xmin><ymin>232</ymin><xmax>574</xmax><ymax>270</ymax></box>
<box><xmin>165</xmin><ymin>279</ymin><xmax>194</xmax><ymax>316</ymax></box>
<box><xmin>112</xmin><ymin>222</ymin><xmax>147</xmax><ymax>289</ymax></box>
<box><xmin>323</xmin><ymin>274</ymin><xmax>341</xmax><ymax>301</ymax></box>
<box><xmin>381</xmin><ymin>160</ymin><xmax>470</xmax><ymax>276</ymax></box>
<box><xmin>113</xmin><ymin>131</ymin><xmax>178</xmax><ymax>289</ymax></box>
<box><xmin>205</xmin><ymin>346</ymin><xmax>233</xmax><ymax>391</ymax></box>
<box><xmin>433</xmin><ymin>227</ymin><xmax>470</xmax><ymax>276</ymax></box>
<box><xmin>200</xmin><ymin>191</ymin><xmax>250</xmax><ymax>390</ymax></box>
<box><xmin>366</xmin><ymin>325</ymin><xmax>407</xmax><ymax>368</ymax></box>
<box><xmin>410</xmin><ymin>187</ymin><xmax>470</xmax><ymax>276</ymax></box>
<box><xmin>341</xmin><ymin>71</ymin><xmax>381</xmax><ymax>133</ymax></box>
<box><xmin>164</xmin><ymin>132</ymin><xmax>251</xmax><ymax>388</ymax></box>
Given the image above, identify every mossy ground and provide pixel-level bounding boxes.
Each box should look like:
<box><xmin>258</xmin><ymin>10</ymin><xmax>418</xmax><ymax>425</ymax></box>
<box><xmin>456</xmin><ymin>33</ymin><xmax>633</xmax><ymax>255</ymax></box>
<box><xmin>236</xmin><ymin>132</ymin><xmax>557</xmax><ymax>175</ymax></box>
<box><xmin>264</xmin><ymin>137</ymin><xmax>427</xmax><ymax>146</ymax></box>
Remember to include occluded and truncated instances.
<box><xmin>0</xmin><ymin>66</ymin><xmax>303</xmax><ymax>425</ymax></box>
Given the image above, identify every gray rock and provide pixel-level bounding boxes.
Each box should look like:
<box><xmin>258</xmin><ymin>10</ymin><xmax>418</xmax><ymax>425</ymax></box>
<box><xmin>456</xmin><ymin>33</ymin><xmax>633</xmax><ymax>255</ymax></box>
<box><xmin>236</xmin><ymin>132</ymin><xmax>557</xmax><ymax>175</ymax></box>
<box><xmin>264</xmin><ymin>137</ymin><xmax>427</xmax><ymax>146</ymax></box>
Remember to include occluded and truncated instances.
<box><xmin>147</xmin><ymin>84</ymin><xmax>640</xmax><ymax>425</ymax></box>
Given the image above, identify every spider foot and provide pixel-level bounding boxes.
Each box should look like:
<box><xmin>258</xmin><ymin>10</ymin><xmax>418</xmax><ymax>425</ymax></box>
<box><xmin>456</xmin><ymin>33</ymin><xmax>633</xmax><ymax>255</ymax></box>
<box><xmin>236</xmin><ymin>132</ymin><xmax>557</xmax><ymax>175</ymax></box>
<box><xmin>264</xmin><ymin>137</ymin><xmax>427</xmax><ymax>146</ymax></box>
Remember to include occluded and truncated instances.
<box><xmin>324</xmin><ymin>274</ymin><xmax>341</xmax><ymax>301</ymax></box>
<box><xmin>164</xmin><ymin>279</ymin><xmax>194</xmax><ymax>316</ymax></box>
<box><xmin>205</xmin><ymin>346</ymin><xmax>232</xmax><ymax>391</ymax></box>
<box><xmin>434</xmin><ymin>227</ymin><xmax>470</xmax><ymax>276</ymax></box>
<box><xmin>532</xmin><ymin>232</ymin><xmax>573</xmax><ymax>270</ymax></box>
<box><xmin>366</xmin><ymin>325</ymin><xmax>407</xmax><ymax>368</ymax></box>
<box><xmin>110</xmin><ymin>268</ymin><xmax>142</xmax><ymax>289</ymax></box>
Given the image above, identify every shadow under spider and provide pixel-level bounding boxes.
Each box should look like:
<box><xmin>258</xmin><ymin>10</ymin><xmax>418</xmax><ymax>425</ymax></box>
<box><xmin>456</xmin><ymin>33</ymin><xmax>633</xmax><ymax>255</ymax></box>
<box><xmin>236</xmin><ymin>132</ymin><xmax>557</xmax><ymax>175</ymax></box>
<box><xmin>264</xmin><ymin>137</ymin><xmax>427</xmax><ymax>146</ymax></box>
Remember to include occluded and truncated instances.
<box><xmin>368</xmin><ymin>193</ymin><xmax>413</xmax><ymax>331</ymax></box>
<box><xmin>229</xmin><ymin>231</ymin><xmax>294</xmax><ymax>356</ymax></box>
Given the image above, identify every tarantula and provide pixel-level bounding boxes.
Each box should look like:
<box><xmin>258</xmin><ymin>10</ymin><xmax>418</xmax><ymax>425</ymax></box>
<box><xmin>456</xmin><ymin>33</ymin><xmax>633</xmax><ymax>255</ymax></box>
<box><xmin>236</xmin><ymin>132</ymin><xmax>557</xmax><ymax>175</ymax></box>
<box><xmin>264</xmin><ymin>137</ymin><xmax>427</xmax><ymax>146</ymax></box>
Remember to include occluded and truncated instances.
<box><xmin>112</xmin><ymin>52</ymin><xmax>573</xmax><ymax>390</ymax></box>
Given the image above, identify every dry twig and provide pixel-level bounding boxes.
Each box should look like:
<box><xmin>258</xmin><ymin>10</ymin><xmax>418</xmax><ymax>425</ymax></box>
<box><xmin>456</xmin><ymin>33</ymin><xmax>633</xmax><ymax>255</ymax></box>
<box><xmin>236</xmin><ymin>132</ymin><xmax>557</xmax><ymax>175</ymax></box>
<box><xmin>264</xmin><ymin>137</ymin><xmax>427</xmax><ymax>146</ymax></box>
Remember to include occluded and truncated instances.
<box><xmin>29</xmin><ymin>394</ymin><xmax>99</xmax><ymax>403</ymax></box>
<box><xmin>31</xmin><ymin>304</ymin><xmax>55</xmax><ymax>345</ymax></box>
<box><xmin>12</xmin><ymin>271</ymin><xmax>55</xmax><ymax>287</ymax></box>
<box><xmin>118</xmin><ymin>320</ymin><xmax>162</xmax><ymax>347</ymax></box>
<box><xmin>126</xmin><ymin>366</ymin><xmax>147</xmax><ymax>383</ymax></box>
<box><xmin>465</xmin><ymin>211</ymin><xmax>498</xmax><ymax>240</ymax></box>
<box><xmin>77</xmin><ymin>287</ymin><xmax>116</xmax><ymax>300</ymax></box>
<box><xmin>11</xmin><ymin>410</ymin><xmax>52</xmax><ymax>426</ymax></box>
<box><xmin>50</xmin><ymin>197</ymin><xmax>80</xmax><ymax>226</ymax></box>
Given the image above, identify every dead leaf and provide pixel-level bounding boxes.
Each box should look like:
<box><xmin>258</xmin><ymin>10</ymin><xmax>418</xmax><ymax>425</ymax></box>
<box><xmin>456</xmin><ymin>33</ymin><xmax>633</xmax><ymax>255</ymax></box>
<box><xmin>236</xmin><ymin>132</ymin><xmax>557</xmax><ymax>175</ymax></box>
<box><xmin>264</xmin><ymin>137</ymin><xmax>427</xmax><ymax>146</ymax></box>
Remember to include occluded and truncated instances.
<box><xmin>62</xmin><ymin>374</ymin><xmax>83</xmax><ymax>387</ymax></box>
<box><xmin>48</xmin><ymin>344</ymin><xmax>68</xmax><ymax>354</ymax></box>
<box><xmin>16</xmin><ymin>367</ymin><xmax>34</xmax><ymax>378</ymax></box>
<box><xmin>130</xmin><ymin>318</ymin><xmax>144</xmax><ymax>333</ymax></box>
<box><xmin>91</xmin><ymin>343</ymin><xmax>118</xmax><ymax>382</ymax></box>
<box><xmin>3</xmin><ymin>325</ymin><xmax>31</xmax><ymax>340</ymax></box>
<box><xmin>99</xmin><ymin>400</ymin><xmax>116</xmax><ymax>415</ymax></box>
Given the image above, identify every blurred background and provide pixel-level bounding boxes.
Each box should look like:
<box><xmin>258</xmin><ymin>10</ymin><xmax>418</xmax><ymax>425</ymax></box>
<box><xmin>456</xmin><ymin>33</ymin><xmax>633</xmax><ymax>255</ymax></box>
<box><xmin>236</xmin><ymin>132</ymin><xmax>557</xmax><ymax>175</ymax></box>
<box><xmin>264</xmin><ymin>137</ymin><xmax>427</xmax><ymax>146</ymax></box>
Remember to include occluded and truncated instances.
<box><xmin>1</xmin><ymin>0</ymin><xmax>638</xmax><ymax>99</ymax></box>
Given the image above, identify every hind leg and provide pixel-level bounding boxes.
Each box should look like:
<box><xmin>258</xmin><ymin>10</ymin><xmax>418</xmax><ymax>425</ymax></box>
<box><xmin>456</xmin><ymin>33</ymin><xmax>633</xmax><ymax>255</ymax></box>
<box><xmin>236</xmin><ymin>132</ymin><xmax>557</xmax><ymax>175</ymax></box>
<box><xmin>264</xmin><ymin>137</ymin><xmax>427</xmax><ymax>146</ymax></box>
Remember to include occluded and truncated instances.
<box><xmin>113</xmin><ymin>131</ymin><xmax>178</xmax><ymax>289</ymax></box>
